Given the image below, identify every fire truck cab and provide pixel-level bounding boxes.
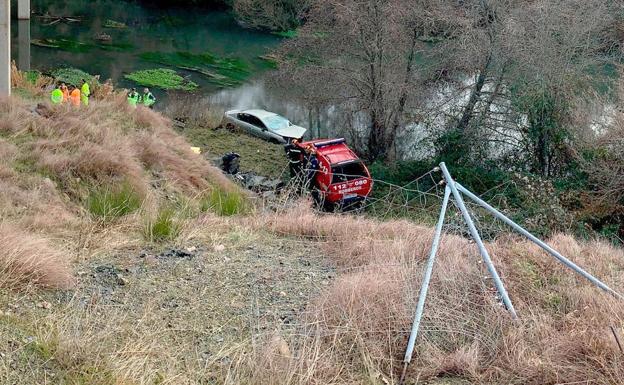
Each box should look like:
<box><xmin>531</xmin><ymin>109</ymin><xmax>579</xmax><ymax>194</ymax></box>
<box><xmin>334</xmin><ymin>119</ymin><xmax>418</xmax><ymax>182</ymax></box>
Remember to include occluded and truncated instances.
<box><xmin>296</xmin><ymin>138</ymin><xmax>373</xmax><ymax>210</ymax></box>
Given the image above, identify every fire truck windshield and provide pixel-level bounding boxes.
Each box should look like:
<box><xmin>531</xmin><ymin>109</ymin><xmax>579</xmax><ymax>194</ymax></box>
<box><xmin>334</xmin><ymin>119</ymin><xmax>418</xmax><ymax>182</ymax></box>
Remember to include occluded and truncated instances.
<box><xmin>331</xmin><ymin>161</ymin><xmax>368</xmax><ymax>184</ymax></box>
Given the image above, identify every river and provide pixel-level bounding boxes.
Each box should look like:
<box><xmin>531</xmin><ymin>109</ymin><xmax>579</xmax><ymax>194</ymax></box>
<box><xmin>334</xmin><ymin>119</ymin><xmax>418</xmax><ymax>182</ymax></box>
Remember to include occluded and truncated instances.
<box><xmin>10</xmin><ymin>0</ymin><xmax>324</xmax><ymax>131</ymax></box>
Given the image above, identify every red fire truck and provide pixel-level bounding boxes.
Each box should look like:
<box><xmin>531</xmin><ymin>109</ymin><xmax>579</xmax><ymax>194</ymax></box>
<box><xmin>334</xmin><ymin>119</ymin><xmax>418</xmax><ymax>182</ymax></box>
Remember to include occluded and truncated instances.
<box><xmin>294</xmin><ymin>138</ymin><xmax>373</xmax><ymax>210</ymax></box>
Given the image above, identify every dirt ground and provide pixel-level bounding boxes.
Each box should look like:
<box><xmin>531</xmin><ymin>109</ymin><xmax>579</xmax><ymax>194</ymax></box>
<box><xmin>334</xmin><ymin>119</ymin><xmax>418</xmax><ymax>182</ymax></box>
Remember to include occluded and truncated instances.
<box><xmin>0</xmin><ymin>225</ymin><xmax>332</xmax><ymax>384</ymax></box>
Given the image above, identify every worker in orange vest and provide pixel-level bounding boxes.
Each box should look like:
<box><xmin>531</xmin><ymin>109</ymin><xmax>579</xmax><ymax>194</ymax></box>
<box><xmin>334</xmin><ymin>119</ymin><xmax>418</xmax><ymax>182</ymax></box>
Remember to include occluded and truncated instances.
<box><xmin>69</xmin><ymin>86</ymin><xmax>81</xmax><ymax>107</ymax></box>
<box><xmin>60</xmin><ymin>83</ymin><xmax>69</xmax><ymax>103</ymax></box>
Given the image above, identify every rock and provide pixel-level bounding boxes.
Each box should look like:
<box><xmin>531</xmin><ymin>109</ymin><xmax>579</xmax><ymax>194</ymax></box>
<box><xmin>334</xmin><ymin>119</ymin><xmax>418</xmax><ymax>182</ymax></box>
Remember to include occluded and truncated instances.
<box><xmin>158</xmin><ymin>248</ymin><xmax>195</xmax><ymax>259</ymax></box>
<box><xmin>213</xmin><ymin>244</ymin><xmax>225</xmax><ymax>252</ymax></box>
<box><xmin>237</xmin><ymin>172</ymin><xmax>285</xmax><ymax>193</ymax></box>
<box><xmin>34</xmin><ymin>103</ymin><xmax>53</xmax><ymax>118</ymax></box>
<box><xmin>115</xmin><ymin>273</ymin><xmax>128</xmax><ymax>286</ymax></box>
<box><xmin>37</xmin><ymin>301</ymin><xmax>52</xmax><ymax>310</ymax></box>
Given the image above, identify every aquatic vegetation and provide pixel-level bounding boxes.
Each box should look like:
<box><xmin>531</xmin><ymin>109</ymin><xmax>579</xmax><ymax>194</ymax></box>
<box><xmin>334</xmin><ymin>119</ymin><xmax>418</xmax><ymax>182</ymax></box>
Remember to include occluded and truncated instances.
<box><xmin>124</xmin><ymin>69</ymin><xmax>198</xmax><ymax>91</ymax></box>
<box><xmin>31</xmin><ymin>38</ymin><xmax>92</xmax><ymax>53</ymax></box>
<box><xmin>258</xmin><ymin>54</ymin><xmax>279</xmax><ymax>70</ymax></box>
<box><xmin>140</xmin><ymin>51</ymin><xmax>250</xmax><ymax>87</ymax></box>
<box><xmin>51</xmin><ymin>68</ymin><xmax>98</xmax><ymax>87</ymax></box>
<box><xmin>32</xmin><ymin>37</ymin><xmax>133</xmax><ymax>53</ymax></box>
<box><xmin>272</xmin><ymin>29</ymin><xmax>298</xmax><ymax>39</ymax></box>
<box><xmin>103</xmin><ymin>19</ymin><xmax>127</xmax><ymax>29</ymax></box>
<box><xmin>98</xmin><ymin>41</ymin><xmax>135</xmax><ymax>52</ymax></box>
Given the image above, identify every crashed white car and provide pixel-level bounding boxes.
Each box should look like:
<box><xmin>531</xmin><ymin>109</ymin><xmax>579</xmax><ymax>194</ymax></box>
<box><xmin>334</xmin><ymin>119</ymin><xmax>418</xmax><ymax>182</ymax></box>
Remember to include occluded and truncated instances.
<box><xmin>224</xmin><ymin>109</ymin><xmax>307</xmax><ymax>144</ymax></box>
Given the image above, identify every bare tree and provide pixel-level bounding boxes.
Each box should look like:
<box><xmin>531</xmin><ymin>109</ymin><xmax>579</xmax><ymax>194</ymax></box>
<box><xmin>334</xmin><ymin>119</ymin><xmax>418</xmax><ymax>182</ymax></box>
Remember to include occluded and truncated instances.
<box><xmin>233</xmin><ymin>0</ymin><xmax>308</xmax><ymax>31</ymax></box>
<box><xmin>274</xmin><ymin>0</ymin><xmax>451</xmax><ymax>160</ymax></box>
<box><xmin>430</xmin><ymin>0</ymin><xmax>617</xmax><ymax>175</ymax></box>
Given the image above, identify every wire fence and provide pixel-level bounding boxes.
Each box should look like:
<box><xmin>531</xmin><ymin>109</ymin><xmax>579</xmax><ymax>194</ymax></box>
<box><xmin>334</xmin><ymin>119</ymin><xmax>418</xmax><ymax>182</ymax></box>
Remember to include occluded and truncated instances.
<box><xmin>251</xmin><ymin>165</ymin><xmax>516</xmax><ymax>241</ymax></box>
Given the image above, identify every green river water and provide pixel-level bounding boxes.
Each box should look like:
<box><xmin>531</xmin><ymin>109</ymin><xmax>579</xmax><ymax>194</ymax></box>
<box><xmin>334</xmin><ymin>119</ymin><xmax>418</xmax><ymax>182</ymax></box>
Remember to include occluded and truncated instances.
<box><xmin>9</xmin><ymin>0</ymin><xmax>290</xmax><ymax>109</ymax></box>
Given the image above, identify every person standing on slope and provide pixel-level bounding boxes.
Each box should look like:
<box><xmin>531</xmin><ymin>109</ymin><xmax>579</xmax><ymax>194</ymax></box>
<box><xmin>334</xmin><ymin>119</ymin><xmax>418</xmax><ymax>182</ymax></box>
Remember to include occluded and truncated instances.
<box><xmin>60</xmin><ymin>83</ymin><xmax>69</xmax><ymax>103</ymax></box>
<box><xmin>127</xmin><ymin>88</ymin><xmax>140</xmax><ymax>108</ymax></box>
<box><xmin>80</xmin><ymin>79</ymin><xmax>90</xmax><ymax>106</ymax></box>
<box><xmin>142</xmin><ymin>88</ymin><xmax>156</xmax><ymax>108</ymax></box>
<box><xmin>50</xmin><ymin>85</ymin><xmax>63</xmax><ymax>105</ymax></box>
<box><xmin>70</xmin><ymin>86</ymin><xmax>81</xmax><ymax>107</ymax></box>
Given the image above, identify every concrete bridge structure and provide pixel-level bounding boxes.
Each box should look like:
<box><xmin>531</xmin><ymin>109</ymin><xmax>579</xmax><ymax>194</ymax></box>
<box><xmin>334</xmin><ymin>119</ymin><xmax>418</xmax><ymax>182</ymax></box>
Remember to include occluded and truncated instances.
<box><xmin>1</xmin><ymin>0</ymin><xmax>31</xmax><ymax>97</ymax></box>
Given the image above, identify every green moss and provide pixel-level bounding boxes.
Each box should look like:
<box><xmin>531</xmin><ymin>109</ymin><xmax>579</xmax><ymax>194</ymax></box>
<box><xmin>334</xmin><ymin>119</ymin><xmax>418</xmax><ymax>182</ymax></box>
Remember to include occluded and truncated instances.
<box><xmin>125</xmin><ymin>68</ymin><xmax>198</xmax><ymax>91</ymax></box>
<box><xmin>140</xmin><ymin>51</ymin><xmax>250</xmax><ymax>87</ymax></box>
<box><xmin>87</xmin><ymin>182</ymin><xmax>143</xmax><ymax>220</ymax></box>
<box><xmin>51</xmin><ymin>67</ymin><xmax>98</xmax><ymax>87</ymax></box>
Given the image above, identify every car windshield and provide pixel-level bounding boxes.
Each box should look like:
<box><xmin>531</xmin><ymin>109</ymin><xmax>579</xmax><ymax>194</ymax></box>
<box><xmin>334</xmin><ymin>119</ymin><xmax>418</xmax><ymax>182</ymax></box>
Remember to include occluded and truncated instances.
<box><xmin>262</xmin><ymin>115</ymin><xmax>290</xmax><ymax>131</ymax></box>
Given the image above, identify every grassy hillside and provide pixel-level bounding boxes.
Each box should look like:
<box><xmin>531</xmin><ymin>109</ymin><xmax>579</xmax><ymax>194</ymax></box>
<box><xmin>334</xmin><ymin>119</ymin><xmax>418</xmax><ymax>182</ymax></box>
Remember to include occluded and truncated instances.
<box><xmin>1</xmin><ymin>83</ymin><xmax>623</xmax><ymax>384</ymax></box>
<box><xmin>0</xmin><ymin>91</ymin><xmax>247</xmax><ymax>289</ymax></box>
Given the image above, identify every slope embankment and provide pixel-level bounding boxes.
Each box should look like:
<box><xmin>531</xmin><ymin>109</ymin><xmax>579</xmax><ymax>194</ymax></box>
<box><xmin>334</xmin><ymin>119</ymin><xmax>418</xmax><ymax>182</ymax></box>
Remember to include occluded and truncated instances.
<box><xmin>1</xmin><ymin>92</ymin><xmax>623</xmax><ymax>385</ymax></box>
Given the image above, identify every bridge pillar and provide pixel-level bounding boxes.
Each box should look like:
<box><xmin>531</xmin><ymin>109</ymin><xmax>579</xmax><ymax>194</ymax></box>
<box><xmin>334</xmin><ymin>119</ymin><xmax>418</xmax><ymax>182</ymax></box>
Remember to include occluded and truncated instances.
<box><xmin>18</xmin><ymin>0</ymin><xmax>30</xmax><ymax>20</ymax></box>
<box><xmin>18</xmin><ymin>20</ymin><xmax>30</xmax><ymax>71</ymax></box>
<box><xmin>0</xmin><ymin>0</ymin><xmax>10</xmax><ymax>97</ymax></box>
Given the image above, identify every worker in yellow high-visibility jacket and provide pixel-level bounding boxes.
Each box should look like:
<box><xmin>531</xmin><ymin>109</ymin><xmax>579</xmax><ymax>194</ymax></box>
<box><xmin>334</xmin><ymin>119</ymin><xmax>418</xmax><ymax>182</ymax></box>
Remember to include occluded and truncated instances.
<box><xmin>50</xmin><ymin>87</ymin><xmax>63</xmax><ymax>104</ymax></box>
<box><xmin>81</xmin><ymin>79</ymin><xmax>91</xmax><ymax>106</ymax></box>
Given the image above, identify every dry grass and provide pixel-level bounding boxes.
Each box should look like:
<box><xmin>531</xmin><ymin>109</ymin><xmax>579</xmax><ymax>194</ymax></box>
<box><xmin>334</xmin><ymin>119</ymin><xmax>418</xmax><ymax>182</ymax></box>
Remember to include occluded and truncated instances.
<box><xmin>0</xmin><ymin>224</ymin><xmax>73</xmax><ymax>289</ymax></box>
<box><xmin>10</xmin><ymin>62</ymin><xmax>54</xmax><ymax>99</ymax></box>
<box><xmin>244</xmin><ymin>205</ymin><xmax>624</xmax><ymax>384</ymax></box>
<box><xmin>0</xmin><ymin>93</ymin><xmax>243</xmax><ymax>289</ymax></box>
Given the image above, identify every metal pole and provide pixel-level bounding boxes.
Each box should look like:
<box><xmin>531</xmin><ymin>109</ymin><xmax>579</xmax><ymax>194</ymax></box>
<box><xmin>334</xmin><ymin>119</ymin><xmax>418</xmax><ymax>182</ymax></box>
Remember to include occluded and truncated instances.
<box><xmin>399</xmin><ymin>185</ymin><xmax>451</xmax><ymax>384</ymax></box>
<box><xmin>439</xmin><ymin>163</ymin><xmax>518</xmax><ymax>319</ymax></box>
<box><xmin>456</xmin><ymin>182</ymin><xmax>624</xmax><ymax>300</ymax></box>
<box><xmin>0</xmin><ymin>0</ymin><xmax>10</xmax><ymax>97</ymax></box>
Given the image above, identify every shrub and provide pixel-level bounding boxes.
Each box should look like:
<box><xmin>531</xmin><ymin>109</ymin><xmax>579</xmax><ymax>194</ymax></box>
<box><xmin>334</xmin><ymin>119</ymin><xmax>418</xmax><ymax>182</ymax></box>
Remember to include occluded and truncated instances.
<box><xmin>233</xmin><ymin>0</ymin><xmax>307</xmax><ymax>31</ymax></box>
<box><xmin>143</xmin><ymin>207</ymin><xmax>182</xmax><ymax>243</ymax></box>
<box><xmin>201</xmin><ymin>188</ymin><xmax>249</xmax><ymax>216</ymax></box>
<box><xmin>86</xmin><ymin>181</ymin><xmax>142</xmax><ymax>220</ymax></box>
<box><xmin>51</xmin><ymin>67</ymin><xmax>98</xmax><ymax>87</ymax></box>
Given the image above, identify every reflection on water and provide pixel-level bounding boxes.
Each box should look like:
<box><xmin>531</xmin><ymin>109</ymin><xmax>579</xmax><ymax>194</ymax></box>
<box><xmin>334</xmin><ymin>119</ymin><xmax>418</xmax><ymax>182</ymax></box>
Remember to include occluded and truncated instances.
<box><xmin>17</xmin><ymin>20</ymin><xmax>30</xmax><ymax>71</ymax></box>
